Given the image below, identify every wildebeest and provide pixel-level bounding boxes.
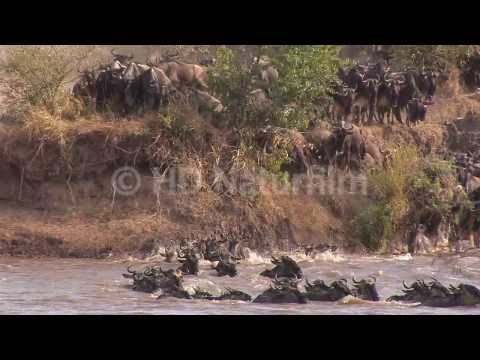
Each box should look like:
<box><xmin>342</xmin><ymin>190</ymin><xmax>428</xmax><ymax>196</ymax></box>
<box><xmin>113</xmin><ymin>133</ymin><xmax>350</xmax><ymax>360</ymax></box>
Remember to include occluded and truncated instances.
<box><xmin>123</xmin><ymin>62</ymin><xmax>149</xmax><ymax>113</ymax></box>
<box><xmin>253</xmin><ymin>276</ymin><xmax>307</xmax><ymax>304</ymax></box>
<box><xmin>156</xmin><ymin>59</ymin><xmax>209</xmax><ymax>91</ymax></box>
<box><xmin>365</xmin><ymin>61</ymin><xmax>389</xmax><ymax>82</ymax></box>
<box><xmin>416</xmin><ymin>70</ymin><xmax>438</xmax><ymax>101</ymax></box>
<box><xmin>361</xmin><ymin>139</ymin><xmax>384</xmax><ymax>168</ymax></box>
<box><xmin>216</xmin><ymin>288</ymin><xmax>252</xmax><ymax>301</ymax></box>
<box><xmin>213</xmin><ymin>258</ymin><xmax>238</xmax><ymax>277</ymax></box>
<box><xmin>376</xmin><ymin>79</ymin><xmax>401</xmax><ymax>124</ymax></box>
<box><xmin>329</xmin><ymin>86</ymin><xmax>356</xmax><ymax>122</ymax></box>
<box><xmin>260</xmin><ymin>256</ymin><xmax>303</xmax><ymax>279</ymax></box>
<box><xmin>304</xmin><ymin>278</ymin><xmax>352</xmax><ymax>301</ymax></box>
<box><xmin>139</xmin><ymin>66</ymin><xmax>174</xmax><ymax>112</ymax></box>
<box><xmin>199</xmin><ymin>55</ymin><xmax>216</xmax><ymax>67</ymax></box>
<box><xmin>110</xmin><ymin>48</ymin><xmax>134</xmax><ymax>66</ymax></box>
<box><xmin>176</xmin><ymin>247</ymin><xmax>199</xmax><ymax>275</ymax></box>
<box><xmin>342</xmin><ymin>66</ymin><xmax>364</xmax><ymax>89</ymax></box>
<box><xmin>351</xmin><ymin>276</ymin><xmax>380</xmax><ymax>301</ymax></box>
<box><xmin>391</xmin><ymin>70</ymin><xmax>422</xmax><ymax>124</ymax></box>
<box><xmin>123</xmin><ymin>265</ymin><xmax>183</xmax><ymax>294</ymax></box>
<box><xmin>247</xmin><ymin>88</ymin><xmax>273</xmax><ymax>115</ymax></box>
<box><xmin>304</xmin><ymin>277</ymin><xmax>379</xmax><ymax>302</ymax></box>
<box><xmin>95</xmin><ymin>67</ymin><xmax>126</xmax><ymax>113</ymax></box>
<box><xmin>187</xmin><ymin>89</ymin><xmax>224</xmax><ymax>114</ymax></box>
<box><xmin>352</xmin><ymin>78</ymin><xmax>379</xmax><ymax>124</ymax></box>
<box><xmin>387</xmin><ymin>278</ymin><xmax>480</xmax><ymax>307</ymax></box>
<box><xmin>72</xmin><ymin>69</ymin><xmax>97</xmax><ymax>104</ymax></box>
<box><xmin>306</xmin><ymin>126</ymin><xmax>341</xmax><ymax>174</ymax></box>
<box><xmin>252</xmin><ymin>59</ymin><xmax>279</xmax><ymax>90</ymax></box>
<box><xmin>159</xmin><ymin>241</ymin><xmax>176</xmax><ymax>263</ymax></box>
<box><xmin>337</xmin><ymin>123</ymin><xmax>364</xmax><ymax>172</ymax></box>
<box><xmin>406</xmin><ymin>98</ymin><xmax>428</xmax><ymax>127</ymax></box>
<box><xmin>256</xmin><ymin>126</ymin><xmax>313</xmax><ymax>176</ymax></box>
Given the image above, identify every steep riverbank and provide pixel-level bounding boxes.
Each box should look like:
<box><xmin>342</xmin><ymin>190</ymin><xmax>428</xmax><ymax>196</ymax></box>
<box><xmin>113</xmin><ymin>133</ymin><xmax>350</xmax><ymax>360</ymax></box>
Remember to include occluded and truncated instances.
<box><xmin>0</xmin><ymin>114</ymin><xmax>344</xmax><ymax>258</ymax></box>
<box><xmin>0</xmin><ymin>89</ymin><xmax>479</xmax><ymax>259</ymax></box>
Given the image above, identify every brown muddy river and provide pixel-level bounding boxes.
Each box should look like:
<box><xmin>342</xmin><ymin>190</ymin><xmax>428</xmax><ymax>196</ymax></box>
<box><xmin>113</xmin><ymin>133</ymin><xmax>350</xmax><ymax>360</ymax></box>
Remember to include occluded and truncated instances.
<box><xmin>1</xmin><ymin>251</ymin><xmax>480</xmax><ymax>314</ymax></box>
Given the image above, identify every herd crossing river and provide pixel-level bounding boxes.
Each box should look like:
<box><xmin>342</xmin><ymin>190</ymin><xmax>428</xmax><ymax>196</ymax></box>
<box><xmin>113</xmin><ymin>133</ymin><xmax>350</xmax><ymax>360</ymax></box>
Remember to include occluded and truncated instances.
<box><xmin>1</xmin><ymin>252</ymin><xmax>480</xmax><ymax>314</ymax></box>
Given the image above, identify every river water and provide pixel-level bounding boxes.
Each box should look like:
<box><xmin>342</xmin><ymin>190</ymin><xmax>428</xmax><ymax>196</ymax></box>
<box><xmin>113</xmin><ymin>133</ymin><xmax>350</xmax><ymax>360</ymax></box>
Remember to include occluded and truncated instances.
<box><xmin>1</xmin><ymin>251</ymin><xmax>480</xmax><ymax>314</ymax></box>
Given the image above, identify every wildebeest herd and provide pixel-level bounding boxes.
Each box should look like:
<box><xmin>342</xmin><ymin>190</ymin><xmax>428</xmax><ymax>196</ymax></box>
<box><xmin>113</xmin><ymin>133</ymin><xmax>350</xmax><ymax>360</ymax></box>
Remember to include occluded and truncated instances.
<box><xmin>328</xmin><ymin>61</ymin><xmax>439</xmax><ymax>127</ymax></box>
<box><xmin>123</xmin><ymin>239</ymin><xmax>480</xmax><ymax>307</ymax></box>
<box><xmin>73</xmin><ymin>49</ymin><xmax>224</xmax><ymax>115</ymax></box>
<box><xmin>256</xmin><ymin>121</ymin><xmax>390</xmax><ymax>175</ymax></box>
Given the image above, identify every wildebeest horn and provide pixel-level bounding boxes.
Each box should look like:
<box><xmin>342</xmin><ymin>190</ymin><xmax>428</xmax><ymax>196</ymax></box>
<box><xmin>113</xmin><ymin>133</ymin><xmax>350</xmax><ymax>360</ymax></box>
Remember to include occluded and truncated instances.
<box><xmin>274</xmin><ymin>274</ymin><xmax>280</xmax><ymax>284</ymax></box>
<box><xmin>352</xmin><ymin>277</ymin><xmax>360</xmax><ymax>284</ymax></box>
<box><xmin>369</xmin><ymin>275</ymin><xmax>377</xmax><ymax>283</ymax></box>
<box><xmin>127</xmin><ymin>265</ymin><xmax>136</xmax><ymax>274</ymax></box>
<box><xmin>403</xmin><ymin>281</ymin><xmax>412</xmax><ymax>289</ymax></box>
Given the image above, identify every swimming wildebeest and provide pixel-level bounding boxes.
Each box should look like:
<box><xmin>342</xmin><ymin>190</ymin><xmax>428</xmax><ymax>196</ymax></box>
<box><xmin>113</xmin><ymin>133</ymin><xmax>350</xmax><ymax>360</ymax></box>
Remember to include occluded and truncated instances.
<box><xmin>260</xmin><ymin>256</ymin><xmax>303</xmax><ymax>279</ymax></box>
<box><xmin>253</xmin><ymin>276</ymin><xmax>307</xmax><ymax>304</ymax></box>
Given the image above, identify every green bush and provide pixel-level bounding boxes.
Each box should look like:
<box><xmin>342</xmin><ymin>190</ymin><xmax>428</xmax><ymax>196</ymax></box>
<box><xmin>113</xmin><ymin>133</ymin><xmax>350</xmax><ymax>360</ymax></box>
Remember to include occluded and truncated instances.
<box><xmin>350</xmin><ymin>203</ymin><xmax>395</xmax><ymax>251</ymax></box>
<box><xmin>209</xmin><ymin>45</ymin><xmax>344</xmax><ymax>129</ymax></box>
<box><xmin>351</xmin><ymin>147</ymin><xmax>467</xmax><ymax>251</ymax></box>
<box><xmin>0</xmin><ymin>45</ymin><xmax>95</xmax><ymax>116</ymax></box>
<box><xmin>368</xmin><ymin>146</ymin><xmax>421</xmax><ymax>222</ymax></box>
<box><xmin>263</xmin><ymin>45</ymin><xmax>343</xmax><ymax>105</ymax></box>
<box><xmin>208</xmin><ymin>47</ymin><xmax>255</xmax><ymax>127</ymax></box>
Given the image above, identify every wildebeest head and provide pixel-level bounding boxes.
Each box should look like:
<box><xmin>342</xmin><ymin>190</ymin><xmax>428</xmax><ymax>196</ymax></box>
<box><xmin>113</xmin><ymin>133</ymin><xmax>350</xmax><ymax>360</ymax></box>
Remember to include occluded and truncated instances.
<box><xmin>352</xmin><ymin>276</ymin><xmax>380</xmax><ymax>301</ymax></box>
<box><xmin>140</xmin><ymin>67</ymin><xmax>174</xmax><ymax>111</ymax></box>
<box><xmin>253</xmin><ymin>275</ymin><xmax>307</xmax><ymax>304</ymax></box>
<box><xmin>271</xmin><ymin>275</ymin><xmax>302</xmax><ymax>291</ymax></box>
<box><xmin>345</xmin><ymin>67</ymin><xmax>364</xmax><ymax>89</ymax></box>
<box><xmin>111</xmin><ymin>48</ymin><xmax>134</xmax><ymax>65</ymax></box>
<box><xmin>219</xmin><ymin>288</ymin><xmax>252</xmax><ymax>301</ymax></box>
<box><xmin>192</xmin><ymin>89</ymin><xmax>224</xmax><ymax>113</ymax></box>
<box><xmin>457</xmin><ymin>284</ymin><xmax>480</xmax><ymax>305</ymax></box>
<box><xmin>273</xmin><ymin>255</ymin><xmax>303</xmax><ymax>279</ymax></box>
<box><xmin>426</xmin><ymin>277</ymin><xmax>451</xmax><ymax>298</ymax></box>
<box><xmin>387</xmin><ymin>79</ymin><xmax>401</xmax><ymax>108</ymax></box>
<box><xmin>122</xmin><ymin>62</ymin><xmax>147</xmax><ymax>110</ymax></box>
<box><xmin>330</xmin><ymin>278</ymin><xmax>352</xmax><ymax>296</ymax></box>
<box><xmin>73</xmin><ymin>68</ymin><xmax>97</xmax><ymax>100</ymax></box>
<box><xmin>177</xmin><ymin>246</ymin><xmax>199</xmax><ymax>275</ymax></box>
<box><xmin>406</xmin><ymin>98</ymin><xmax>428</xmax><ymax>126</ymax></box>
<box><xmin>199</xmin><ymin>55</ymin><xmax>216</xmax><ymax>67</ymax></box>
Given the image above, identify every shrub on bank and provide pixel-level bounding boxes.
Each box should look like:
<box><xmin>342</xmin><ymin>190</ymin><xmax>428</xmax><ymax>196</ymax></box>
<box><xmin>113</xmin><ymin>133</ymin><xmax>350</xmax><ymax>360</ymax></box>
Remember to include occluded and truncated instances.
<box><xmin>349</xmin><ymin>146</ymin><xmax>464</xmax><ymax>252</ymax></box>
<box><xmin>209</xmin><ymin>45</ymin><xmax>344</xmax><ymax>129</ymax></box>
<box><xmin>0</xmin><ymin>45</ymin><xmax>97</xmax><ymax>118</ymax></box>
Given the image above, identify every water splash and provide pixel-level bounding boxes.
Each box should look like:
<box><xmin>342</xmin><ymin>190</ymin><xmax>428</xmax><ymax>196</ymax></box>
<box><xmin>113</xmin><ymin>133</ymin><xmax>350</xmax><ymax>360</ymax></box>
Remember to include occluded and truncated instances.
<box><xmin>314</xmin><ymin>250</ymin><xmax>346</xmax><ymax>263</ymax></box>
<box><xmin>243</xmin><ymin>251</ymin><xmax>270</xmax><ymax>265</ymax></box>
<box><xmin>392</xmin><ymin>253</ymin><xmax>413</xmax><ymax>261</ymax></box>
<box><xmin>182</xmin><ymin>278</ymin><xmax>223</xmax><ymax>297</ymax></box>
